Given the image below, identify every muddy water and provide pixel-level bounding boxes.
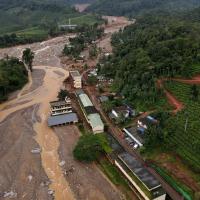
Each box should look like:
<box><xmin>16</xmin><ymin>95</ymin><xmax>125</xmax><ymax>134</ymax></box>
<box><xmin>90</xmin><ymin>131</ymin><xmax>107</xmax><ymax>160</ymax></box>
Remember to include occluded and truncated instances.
<box><xmin>0</xmin><ymin>66</ymin><xmax>75</xmax><ymax>200</ymax></box>
<box><xmin>33</xmin><ymin>68</ymin><xmax>75</xmax><ymax>200</ymax></box>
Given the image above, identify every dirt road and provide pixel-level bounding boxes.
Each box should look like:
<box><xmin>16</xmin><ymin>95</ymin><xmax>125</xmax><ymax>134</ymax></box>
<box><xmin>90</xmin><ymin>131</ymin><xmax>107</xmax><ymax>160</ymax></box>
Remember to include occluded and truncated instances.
<box><xmin>0</xmin><ymin>16</ymin><xmax>132</xmax><ymax>200</ymax></box>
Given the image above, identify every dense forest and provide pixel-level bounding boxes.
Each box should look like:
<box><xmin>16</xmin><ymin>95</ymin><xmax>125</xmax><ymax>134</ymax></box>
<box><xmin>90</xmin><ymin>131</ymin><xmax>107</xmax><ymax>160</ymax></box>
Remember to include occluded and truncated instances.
<box><xmin>87</xmin><ymin>0</ymin><xmax>200</xmax><ymax>17</ymax></box>
<box><xmin>0</xmin><ymin>58</ymin><xmax>28</xmax><ymax>102</ymax></box>
<box><xmin>99</xmin><ymin>10</ymin><xmax>200</xmax><ymax>110</ymax></box>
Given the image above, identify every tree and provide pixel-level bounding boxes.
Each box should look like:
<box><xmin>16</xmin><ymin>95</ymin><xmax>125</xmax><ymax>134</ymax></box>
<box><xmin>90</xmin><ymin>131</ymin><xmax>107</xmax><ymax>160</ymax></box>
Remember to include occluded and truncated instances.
<box><xmin>190</xmin><ymin>84</ymin><xmax>199</xmax><ymax>100</ymax></box>
<box><xmin>102</xmin><ymin>101</ymin><xmax>114</xmax><ymax>112</ymax></box>
<box><xmin>22</xmin><ymin>48</ymin><xmax>34</xmax><ymax>72</ymax></box>
<box><xmin>89</xmin><ymin>45</ymin><xmax>98</xmax><ymax>58</ymax></box>
<box><xmin>87</xmin><ymin>75</ymin><xmax>98</xmax><ymax>85</ymax></box>
<box><xmin>73</xmin><ymin>134</ymin><xmax>112</xmax><ymax>162</ymax></box>
<box><xmin>57</xmin><ymin>89</ymin><xmax>69</xmax><ymax>101</ymax></box>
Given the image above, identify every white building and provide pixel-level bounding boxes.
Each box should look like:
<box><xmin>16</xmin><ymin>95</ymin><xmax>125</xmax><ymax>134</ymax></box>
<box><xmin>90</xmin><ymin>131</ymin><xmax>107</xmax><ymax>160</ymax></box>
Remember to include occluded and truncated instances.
<box><xmin>50</xmin><ymin>97</ymin><xmax>72</xmax><ymax>116</ymax></box>
<box><xmin>70</xmin><ymin>70</ymin><xmax>82</xmax><ymax>88</ymax></box>
<box><xmin>76</xmin><ymin>89</ymin><xmax>104</xmax><ymax>134</ymax></box>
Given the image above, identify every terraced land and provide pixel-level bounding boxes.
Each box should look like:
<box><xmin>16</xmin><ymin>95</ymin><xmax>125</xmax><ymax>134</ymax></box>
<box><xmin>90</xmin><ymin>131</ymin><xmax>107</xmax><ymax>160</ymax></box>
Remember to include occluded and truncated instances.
<box><xmin>164</xmin><ymin>81</ymin><xmax>200</xmax><ymax>171</ymax></box>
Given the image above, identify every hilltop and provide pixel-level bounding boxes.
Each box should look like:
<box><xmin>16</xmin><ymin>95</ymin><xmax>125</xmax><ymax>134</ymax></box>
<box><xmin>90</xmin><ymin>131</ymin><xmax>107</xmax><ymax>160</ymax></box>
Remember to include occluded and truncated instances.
<box><xmin>0</xmin><ymin>0</ymin><xmax>103</xmax><ymax>45</ymax></box>
<box><xmin>87</xmin><ymin>0</ymin><xmax>200</xmax><ymax>17</ymax></box>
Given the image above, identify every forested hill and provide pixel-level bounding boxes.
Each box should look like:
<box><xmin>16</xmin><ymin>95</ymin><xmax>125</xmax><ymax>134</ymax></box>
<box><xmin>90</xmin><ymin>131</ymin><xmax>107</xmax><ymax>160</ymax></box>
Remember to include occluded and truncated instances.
<box><xmin>0</xmin><ymin>0</ymin><xmax>104</xmax><ymax>48</ymax></box>
<box><xmin>99</xmin><ymin>9</ymin><xmax>200</xmax><ymax>109</ymax></box>
<box><xmin>0</xmin><ymin>0</ymin><xmax>75</xmax><ymax>34</ymax></box>
<box><xmin>87</xmin><ymin>0</ymin><xmax>200</xmax><ymax>17</ymax></box>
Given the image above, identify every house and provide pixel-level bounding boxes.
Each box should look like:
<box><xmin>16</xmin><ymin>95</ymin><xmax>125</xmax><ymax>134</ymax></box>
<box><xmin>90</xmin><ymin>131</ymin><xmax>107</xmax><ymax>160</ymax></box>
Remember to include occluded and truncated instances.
<box><xmin>88</xmin><ymin>68</ymin><xmax>98</xmax><ymax>77</ymax></box>
<box><xmin>112</xmin><ymin>106</ymin><xmax>130</xmax><ymax>119</ymax></box>
<box><xmin>75</xmin><ymin>89</ymin><xmax>104</xmax><ymax>134</ymax></box>
<box><xmin>70</xmin><ymin>70</ymin><xmax>82</xmax><ymax>88</ymax></box>
<box><xmin>50</xmin><ymin>97</ymin><xmax>72</xmax><ymax>116</ymax></box>
<box><xmin>88</xmin><ymin>113</ymin><xmax>104</xmax><ymax>134</ymax></box>
<box><xmin>115</xmin><ymin>152</ymin><xmax>166</xmax><ymax>200</ymax></box>
<box><xmin>48</xmin><ymin>113</ymin><xmax>78</xmax><ymax>127</ymax></box>
<box><xmin>98</xmin><ymin>95</ymin><xmax>109</xmax><ymax>103</ymax></box>
<box><xmin>58</xmin><ymin>24</ymin><xmax>77</xmax><ymax>30</ymax></box>
<box><xmin>123</xmin><ymin>126</ymin><xmax>144</xmax><ymax>147</ymax></box>
<box><xmin>138</xmin><ymin>116</ymin><xmax>158</xmax><ymax>130</ymax></box>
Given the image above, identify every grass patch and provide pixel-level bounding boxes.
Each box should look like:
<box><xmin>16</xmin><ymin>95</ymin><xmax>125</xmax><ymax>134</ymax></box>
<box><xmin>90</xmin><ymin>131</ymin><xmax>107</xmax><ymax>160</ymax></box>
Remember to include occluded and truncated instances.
<box><xmin>16</xmin><ymin>27</ymin><xmax>48</xmax><ymax>38</ymax></box>
<box><xmin>152</xmin><ymin>164</ymin><xmax>194</xmax><ymax>200</ymax></box>
<box><xmin>70</xmin><ymin>14</ymin><xmax>104</xmax><ymax>26</ymax></box>
<box><xmin>190</xmin><ymin>64</ymin><xmax>200</xmax><ymax>76</ymax></box>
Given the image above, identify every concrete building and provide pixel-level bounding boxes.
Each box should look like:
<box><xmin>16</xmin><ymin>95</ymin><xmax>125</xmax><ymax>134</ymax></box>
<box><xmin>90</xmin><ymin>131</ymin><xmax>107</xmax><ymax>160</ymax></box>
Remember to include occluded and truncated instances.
<box><xmin>50</xmin><ymin>97</ymin><xmax>72</xmax><ymax>116</ymax></box>
<box><xmin>48</xmin><ymin>96</ymin><xmax>78</xmax><ymax>127</ymax></box>
<box><xmin>115</xmin><ymin>152</ymin><xmax>166</xmax><ymax>200</ymax></box>
<box><xmin>70</xmin><ymin>70</ymin><xmax>82</xmax><ymax>88</ymax></box>
<box><xmin>58</xmin><ymin>25</ymin><xmax>77</xmax><ymax>30</ymax></box>
<box><xmin>76</xmin><ymin>89</ymin><xmax>104</xmax><ymax>134</ymax></box>
<box><xmin>48</xmin><ymin>113</ymin><xmax>78</xmax><ymax>127</ymax></box>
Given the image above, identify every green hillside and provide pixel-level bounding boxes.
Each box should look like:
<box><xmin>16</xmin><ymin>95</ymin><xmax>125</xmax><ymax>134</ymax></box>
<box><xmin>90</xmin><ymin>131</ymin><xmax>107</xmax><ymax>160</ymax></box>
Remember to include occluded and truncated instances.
<box><xmin>87</xmin><ymin>0</ymin><xmax>200</xmax><ymax>17</ymax></box>
<box><xmin>0</xmin><ymin>57</ymin><xmax>28</xmax><ymax>102</ymax></box>
<box><xmin>0</xmin><ymin>0</ymin><xmax>103</xmax><ymax>47</ymax></box>
<box><xmin>99</xmin><ymin>11</ymin><xmax>200</xmax><ymax>109</ymax></box>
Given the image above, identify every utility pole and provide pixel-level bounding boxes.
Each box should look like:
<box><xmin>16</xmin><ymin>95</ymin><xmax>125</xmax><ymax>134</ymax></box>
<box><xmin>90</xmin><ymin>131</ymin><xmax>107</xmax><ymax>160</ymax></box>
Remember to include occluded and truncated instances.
<box><xmin>184</xmin><ymin>112</ymin><xmax>189</xmax><ymax>132</ymax></box>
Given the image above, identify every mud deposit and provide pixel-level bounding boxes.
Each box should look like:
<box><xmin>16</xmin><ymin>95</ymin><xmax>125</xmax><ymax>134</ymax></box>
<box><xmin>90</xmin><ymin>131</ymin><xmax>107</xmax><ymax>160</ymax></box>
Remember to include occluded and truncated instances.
<box><xmin>0</xmin><ymin>105</ymin><xmax>51</xmax><ymax>200</ymax></box>
<box><xmin>54</xmin><ymin>126</ymin><xmax>124</xmax><ymax>200</ymax></box>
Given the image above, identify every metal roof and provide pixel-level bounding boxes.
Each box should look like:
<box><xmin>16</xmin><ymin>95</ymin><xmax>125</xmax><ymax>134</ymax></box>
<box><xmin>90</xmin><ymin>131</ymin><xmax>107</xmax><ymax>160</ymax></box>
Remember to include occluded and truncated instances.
<box><xmin>75</xmin><ymin>89</ymin><xmax>84</xmax><ymax>96</ymax></box>
<box><xmin>118</xmin><ymin>152</ymin><xmax>161</xmax><ymax>191</ymax></box>
<box><xmin>88</xmin><ymin>113</ymin><xmax>104</xmax><ymax>129</ymax></box>
<box><xmin>70</xmin><ymin>70</ymin><xmax>81</xmax><ymax>78</ymax></box>
<box><xmin>123</xmin><ymin>126</ymin><xmax>144</xmax><ymax>146</ymax></box>
<box><xmin>48</xmin><ymin>113</ymin><xmax>78</xmax><ymax>127</ymax></box>
<box><xmin>84</xmin><ymin>106</ymin><xmax>97</xmax><ymax>115</ymax></box>
<box><xmin>79</xmin><ymin>93</ymin><xmax>93</xmax><ymax>107</ymax></box>
<box><xmin>99</xmin><ymin>96</ymin><xmax>109</xmax><ymax>103</ymax></box>
<box><xmin>50</xmin><ymin>100</ymin><xmax>68</xmax><ymax>107</ymax></box>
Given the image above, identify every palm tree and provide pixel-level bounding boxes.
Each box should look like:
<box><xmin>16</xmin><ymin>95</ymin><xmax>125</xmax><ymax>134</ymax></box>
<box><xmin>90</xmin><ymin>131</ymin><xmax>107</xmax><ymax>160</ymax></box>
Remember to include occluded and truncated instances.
<box><xmin>22</xmin><ymin>48</ymin><xmax>34</xmax><ymax>72</ymax></box>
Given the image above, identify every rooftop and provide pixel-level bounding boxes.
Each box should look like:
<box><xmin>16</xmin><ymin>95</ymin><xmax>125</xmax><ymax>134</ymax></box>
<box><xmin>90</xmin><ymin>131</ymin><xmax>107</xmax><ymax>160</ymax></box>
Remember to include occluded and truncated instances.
<box><xmin>99</xmin><ymin>96</ymin><xmax>109</xmax><ymax>103</ymax></box>
<box><xmin>85</xmin><ymin>106</ymin><xmax>97</xmax><ymax>115</ymax></box>
<box><xmin>118</xmin><ymin>152</ymin><xmax>161</xmax><ymax>191</ymax></box>
<box><xmin>75</xmin><ymin>89</ymin><xmax>84</xmax><ymax>96</ymax></box>
<box><xmin>79</xmin><ymin>93</ymin><xmax>93</xmax><ymax>107</ymax></box>
<box><xmin>139</xmin><ymin>116</ymin><xmax>158</xmax><ymax>126</ymax></box>
<box><xmin>88</xmin><ymin>113</ymin><xmax>104</xmax><ymax>129</ymax></box>
<box><xmin>48</xmin><ymin>113</ymin><xmax>78</xmax><ymax>127</ymax></box>
<box><xmin>50</xmin><ymin>100</ymin><xmax>69</xmax><ymax>107</ymax></box>
<box><xmin>70</xmin><ymin>70</ymin><xmax>81</xmax><ymax>78</ymax></box>
<box><xmin>124</xmin><ymin>126</ymin><xmax>145</xmax><ymax>146</ymax></box>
